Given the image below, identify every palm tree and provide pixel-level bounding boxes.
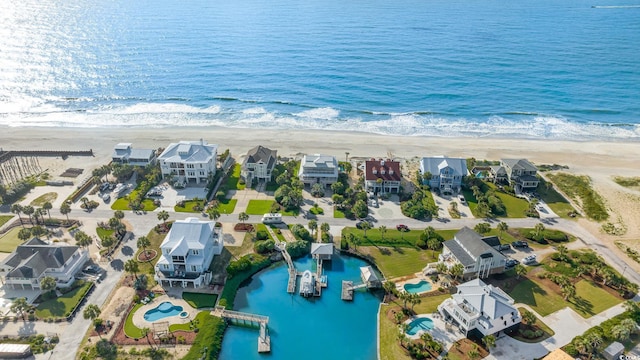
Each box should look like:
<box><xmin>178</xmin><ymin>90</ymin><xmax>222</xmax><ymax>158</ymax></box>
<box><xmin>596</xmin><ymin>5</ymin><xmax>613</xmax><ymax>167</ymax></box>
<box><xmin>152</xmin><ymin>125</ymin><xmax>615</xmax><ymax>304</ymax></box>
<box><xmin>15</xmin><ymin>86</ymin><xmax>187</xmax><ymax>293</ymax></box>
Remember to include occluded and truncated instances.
<box><xmin>379</xmin><ymin>225</ymin><xmax>387</xmax><ymax>240</ymax></box>
<box><xmin>75</xmin><ymin>231</ymin><xmax>92</xmax><ymax>248</ymax></box>
<box><xmin>397</xmin><ymin>329</ymin><xmax>408</xmax><ymax>348</ymax></box>
<box><xmin>157</xmin><ymin>210</ymin><xmax>170</xmax><ymax>224</ymax></box>
<box><xmin>423</xmin><ymin>226</ymin><xmax>436</xmax><ymax>240</ymax></box>
<box><xmin>350</xmin><ymin>234</ymin><xmax>361</xmax><ymax>251</ymax></box>
<box><xmin>320</xmin><ymin>222</ymin><xmax>330</xmax><ymax>236</ymax></box>
<box><xmin>556</xmin><ymin>244</ymin><xmax>569</xmax><ymax>261</ymax></box>
<box><xmin>308</xmin><ymin>220</ymin><xmax>318</xmax><ymax>238</ymax></box>
<box><xmin>399</xmin><ymin>291</ymin><xmax>411</xmax><ymax>310</ymax></box>
<box><xmin>468</xmin><ymin>349</ymin><xmax>480</xmax><ymax>360</ymax></box>
<box><xmin>382</xmin><ymin>281</ymin><xmax>396</xmax><ymax>302</ymax></box>
<box><xmin>17</xmin><ymin>228</ymin><xmax>32</xmax><ymax>242</ymax></box>
<box><xmin>534</xmin><ymin>222</ymin><xmax>545</xmax><ymax>239</ymax></box>
<box><xmin>42</xmin><ymin>201</ymin><xmax>53</xmax><ymax>220</ymax></box>
<box><xmin>497</xmin><ymin>221</ymin><xmax>508</xmax><ymax>239</ymax></box>
<box><xmin>238</xmin><ymin>212</ymin><xmax>249</xmax><ymax>224</ymax></box>
<box><xmin>436</xmin><ymin>262</ymin><xmax>447</xmax><ymax>274</ymax></box>
<box><xmin>101</xmin><ymin>236</ymin><xmax>115</xmax><ymax>253</ymax></box>
<box><xmin>137</xmin><ymin>236</ymin><xmax>151</xmax><ymax>260</ymax></box>
<box><xmin>22</xmin><ymin>205</ymin><xmax>35</xmax><ymax>225</ymax></box>
<box><xmin>80</xmin><ymin>197</ymin><xmax>89</xmax><ymax>208</ymax></box>
<box><xmin>141</xmin><ymin>327</ymin><xmax>154</xmax><ymax>349</ymax></box>
<box><xmin>514</xmin><ymin>264</ymin><xmax>527</xmax><ymax>279</ymax></box>
<box><xmin>39</xmin><ymin>276</ymin><xmax>57</xmax><ymax>296</ymax></box>
<box><xmin>60</xmin><ymin>203</ymin><xmax>71</xmax><ymax>222</ymax></box>
<box><xmin>11</xmin><ymin>204</ymin><xmax>24</xmax><ymax>227</ymax></box>
<box><xmin>113</xmin><ymin>210</ymin><xmax>125</xmax><ymax>222</ymax></box>
<box><xmin>207</xmin><ymin>207</ymin><xmax>221</xmax><ymax>221</ymax></box>
<box><xmin>124</xmin><ymin>259</ymin><xmax>139</xmax><ymax>280</ymax></box>
<box><xmin>482</xmin><ymin>334</ymin><xmax>496</xmax><ymax>350</ymax></box>
<box><xmin>449</xmin><ymin>263</ymin><xmax>464</xmax><ymax>281</ymax></box>
<box><xmin>83</xmin><ymin>304</ymin><xmax>103</xmax><ymax>338</ymax></box>
<box><xmin>521</xmin><ymin>309</ymin><xmax>537</xmax><ymax>326</ymax></box>
<box><xmin>10</xmin><ymin>297</ymin><xmax>30</xmax><ymax>321</ymax></box>
<box><xmin>561</xmin><ymin>283</ymin><xmax>577</xmax><ymax>301</ymax></box>
<box><xmin>427</xmin><ymin>238</ymin><xmax>440</xmax><ymax>259</ymax></box>
<box><xmin>409</xmin><ymin>293</ymin><xmax>422</xmax><ymax>312</ymax></box>
<box><xmin>360</xmin><ymin>221</ymin><xmax>372</xmax><ymax>237</ymax></box>
<box><xmin>31</xmin><ymin>225</ymin><xmax>46</xmax><ymax>239</ymax></box>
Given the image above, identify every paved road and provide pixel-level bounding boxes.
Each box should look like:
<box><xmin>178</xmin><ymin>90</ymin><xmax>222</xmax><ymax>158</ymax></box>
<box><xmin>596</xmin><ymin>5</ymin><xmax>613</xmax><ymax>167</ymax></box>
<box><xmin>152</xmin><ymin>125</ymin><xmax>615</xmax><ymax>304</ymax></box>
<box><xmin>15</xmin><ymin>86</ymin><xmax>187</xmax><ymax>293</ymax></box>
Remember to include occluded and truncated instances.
<box><xmin>2</xmin><ymin>199</ymin><xmax>639</xmax><ymax>359</ymax></box>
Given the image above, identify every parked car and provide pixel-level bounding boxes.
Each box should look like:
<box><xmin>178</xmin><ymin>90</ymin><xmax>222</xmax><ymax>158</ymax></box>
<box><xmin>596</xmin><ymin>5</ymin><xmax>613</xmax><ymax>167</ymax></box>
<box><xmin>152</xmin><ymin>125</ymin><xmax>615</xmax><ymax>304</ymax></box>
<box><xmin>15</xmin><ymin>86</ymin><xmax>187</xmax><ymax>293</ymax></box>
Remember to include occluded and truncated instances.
<box><xmin>99</xmin><ymin>182</ymin><xmax>110</xmax><ymax>192</ymax></box>
<box><xmin>511</xmin><ymin>240</ymin><xmax>529</xmax><ymax>248</ymax></box>
<box><xmin>523</xmin><ymin>254</ymin><xmax>537</xmax><ymax>264</ymax></box>
<box><xmin>396</xmin><ymin>224</ymin><xmax>410</xmax><ymax>232</ymax></box>
<box><xmin>356</xmin><ymin>221</ymin><xmax>371</xmax><ymax>230</ymax></box>
<box><xmin>102</xmin><ymin>193</ymin><xmax>111</xmax><ymax>202</ymax></box>
<box><xmin>498</xmin><ymin>243</ymin><xmax>511</xmax><ymax>251</ymax></box>
<box><xmin>83</xmin><ymin>265</ymin><xmax>102</xmax><ymax>275</ymax></box>
<box><xmin>505</xmin><ymin>259</ymin><xmax>520</xmax><ymax>268</ymax></box>
<box><xmin>459</xmin><ymin>196</ymin><xmax>466</xmax><ymax>204</ymax></box>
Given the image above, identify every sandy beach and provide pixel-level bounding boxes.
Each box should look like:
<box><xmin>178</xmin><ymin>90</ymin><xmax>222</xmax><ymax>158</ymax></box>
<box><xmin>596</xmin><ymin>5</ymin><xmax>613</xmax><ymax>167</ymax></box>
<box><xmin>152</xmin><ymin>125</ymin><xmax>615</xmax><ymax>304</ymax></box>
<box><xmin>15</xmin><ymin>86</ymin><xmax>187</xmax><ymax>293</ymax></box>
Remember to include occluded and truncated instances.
<box><xmin>4</xmin><ymin>125</ymin><xmax>640</xmax><ymax>249</ymax></box>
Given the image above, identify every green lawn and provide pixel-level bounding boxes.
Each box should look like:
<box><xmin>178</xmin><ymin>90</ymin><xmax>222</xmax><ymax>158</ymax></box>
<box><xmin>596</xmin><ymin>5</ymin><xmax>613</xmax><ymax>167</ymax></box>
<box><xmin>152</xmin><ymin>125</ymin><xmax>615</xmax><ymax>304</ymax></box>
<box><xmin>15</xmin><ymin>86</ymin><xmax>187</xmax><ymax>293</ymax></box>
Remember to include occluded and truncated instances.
<box><xmin>333</xmin><ymin>209</ymin><xmax>346</xmax><ymax>218</ymax></box>
<box><xmin>245</xmin><ymin>200</ymin><xmax>276</xmax><ymax>215</ymax></box>
<box><xmin>462</xmin><ymin>188</ymin><xmax>479</xmax><ymax>215</ymax></box>
<box><xmin>124</xmin><ymin>303</ymin><xmax>145</xmax><ymax>338</ymax></box>
<box><xmin>342</xmin><ymin>228</ymin><xmax>458</xmax><ymax>248</ymax></box>
<box><xmin>134</xmin><ymin>228</ymin><xmax>166</xmax><ymax>288</ymax></box>
<box><xmin>35</xmin><ymin>282</ymin><xmax>93</xmax><ymax>319</ymax></box>
<box><xmin>182</xmin><ymin>292</ymin><xmax>218</xmax><ymax>309</ymax></box>
<box><xmin>96</xmin><ymin>228</ymin><xmax>114</xmax><ymax>241</ymax></box>
<box><xmin>111</xmin><ymin>190</ymin><xmax>157</xmax><ymax>211</ymax></box>
<box><xmin>485</xmin><ymin>183</ymin><xmax>530</xmax><ymax>218</ymax></box>
<box><xmin>361</xmin><ymin>246</ymin><xmax>435</xmax><ymax>278</ymax></box>
<box><xmin>169</xmin><ymin>310</ymin><xmax>210</xmax><ymax>332</ymax></box>
<box><xmin>536</xmin><ymin>179</ymin><xmax>576</xmax><ymax>219</ymax></box>
<box><xmin>226</xmin><ymin>164</ymin><xmax>246</xmax><ymax>190</ymax></box>
<box><xmin>174</xmin><ymin>199</ymin><xmax>207</xmax><ymax>213</ymax></box>
<box><xmin>0</xmin><ymin>215</ymin><xmax>13</xmax><ymax>228</ymax></box>
<box><xmin>379</xmin><ymin>304</ymin><xmax>411</xmax><ymax>360</ymax></box>
<box><xmin>217</xmin><ymin>198</ymin><xmax>237</xmax><ymax>214</ymax></box>
<box><xmin>570</xmin><ymin>279</ymin><xmax>622</xmax><ymax>318</ymax></box>
<box><xmin>181</xmin><ymin>313</ymin><xmax>226</xmax><ymax>360</ymax></box>
<box><xmin>412</xmin><ymin>293</ymin><xmax>451</xmax><ymax>314</ymax></box>
<box><xmin>30</xmin><ymin>192</ymin><xmax>58</xmax><ymax>207</ymax></box>
<box><xmin>0</xmin><ymin>227</ymin><xmax>24</xmax><ymax>253</ymax></box>
<box><xmin>509</xmin><ymin>278</ymin><xmax>567</xmax><ymax>316</ymax></box>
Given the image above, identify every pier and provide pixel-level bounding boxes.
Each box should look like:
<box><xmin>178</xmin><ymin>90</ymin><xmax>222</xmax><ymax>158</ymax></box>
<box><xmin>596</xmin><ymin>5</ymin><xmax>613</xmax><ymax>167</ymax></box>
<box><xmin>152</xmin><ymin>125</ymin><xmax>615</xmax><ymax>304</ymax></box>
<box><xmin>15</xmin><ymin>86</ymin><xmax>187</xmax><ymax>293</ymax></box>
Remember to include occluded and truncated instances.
<box><xmin>341</xmin><ymin>281</ymin><xmax>367</xmax><ymax>301</ymax></box>
<box><xmin>213</xmin><ymin>306</ymin><xmax>271</xmax><ymax>352</ymax></box>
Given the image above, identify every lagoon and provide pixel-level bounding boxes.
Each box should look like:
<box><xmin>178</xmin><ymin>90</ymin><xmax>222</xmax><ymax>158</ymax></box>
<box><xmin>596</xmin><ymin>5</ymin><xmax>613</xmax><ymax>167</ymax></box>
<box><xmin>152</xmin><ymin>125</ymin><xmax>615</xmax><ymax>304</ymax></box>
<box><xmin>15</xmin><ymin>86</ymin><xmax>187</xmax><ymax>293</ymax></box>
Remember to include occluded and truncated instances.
<box><xmin>219</xmin><ymin>254</ymin><xmax>381</xmax><ymax>360</ymax></box>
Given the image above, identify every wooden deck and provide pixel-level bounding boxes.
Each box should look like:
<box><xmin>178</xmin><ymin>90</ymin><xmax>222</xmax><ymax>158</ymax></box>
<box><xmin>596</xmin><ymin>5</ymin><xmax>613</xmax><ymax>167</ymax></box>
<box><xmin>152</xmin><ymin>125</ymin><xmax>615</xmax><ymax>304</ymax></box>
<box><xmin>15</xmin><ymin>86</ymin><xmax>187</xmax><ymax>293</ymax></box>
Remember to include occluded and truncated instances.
<box><xmin>213</xmin><ymin>306</ymin><xmax>271</xmax><ymax>352</ymax></box>
<box><xmin>341</xmin><ymin>280</ymin><xmax>354</xmax><ymax>301</ymax></box>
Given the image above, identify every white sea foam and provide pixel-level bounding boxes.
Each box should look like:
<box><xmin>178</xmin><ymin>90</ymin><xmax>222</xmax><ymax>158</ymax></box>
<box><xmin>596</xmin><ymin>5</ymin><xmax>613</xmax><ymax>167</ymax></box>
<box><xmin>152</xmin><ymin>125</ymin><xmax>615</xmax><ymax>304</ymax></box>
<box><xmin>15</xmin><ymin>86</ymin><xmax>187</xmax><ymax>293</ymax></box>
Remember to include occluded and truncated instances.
<box><xmin>295</xmin><ymin>107</ymin><xmax>340</xmax><ymax>120</ymax></box>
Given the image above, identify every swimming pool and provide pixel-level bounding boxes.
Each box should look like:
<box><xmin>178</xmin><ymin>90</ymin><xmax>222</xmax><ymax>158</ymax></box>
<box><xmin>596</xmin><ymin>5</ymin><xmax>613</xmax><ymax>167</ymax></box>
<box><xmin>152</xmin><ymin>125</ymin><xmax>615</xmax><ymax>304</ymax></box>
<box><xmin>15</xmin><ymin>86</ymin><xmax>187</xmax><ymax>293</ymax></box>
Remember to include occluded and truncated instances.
<box><xmin>404</xmin><ymin>280</ymin><xmax>432</xmax><ymax>294</ymax></box>
<box><xmin>406</xmin><ymin>317</ymin><xmax>434</xmax><ymax>336</ymax></box>
<box><xmin>143</xmin><ymin>301</ymin><xmax>184</xmax><ymax>322</ymax></box>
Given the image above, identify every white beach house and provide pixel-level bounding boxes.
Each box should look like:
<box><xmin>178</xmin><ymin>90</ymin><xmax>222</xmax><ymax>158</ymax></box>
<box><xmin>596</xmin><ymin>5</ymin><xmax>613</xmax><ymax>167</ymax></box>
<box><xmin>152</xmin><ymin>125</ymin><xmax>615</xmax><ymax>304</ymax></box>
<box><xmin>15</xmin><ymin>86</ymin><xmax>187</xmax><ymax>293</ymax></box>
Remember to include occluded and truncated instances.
<box><xmin>111</xmin><ymin>143</ymin><xmax>157</xmax><ymax>167</ymax></box>
<box><xmin>437</xmin><ymin>278</ymin><xmax>522</xmax><ymax>338</ymax></box>
<box><xmin>157</xmin><ymin>140</ymin><xmax>217</xmax><ymax>184</ymax></box>
<box><xmin>419</xmin><ymin>156</ymin><xmax>468</xmax><ymax>195</ymax></box>
<box><xmin>439</xmin><ymin>227</ymin><xmax>507</xmax><ymax>279</ymax></box>
<box><xmin>154</xmin><ymin>217</ymin><xmax>223</xmax><ymax>289</ymax></box>
<box><xmin>298</xmin><ymin>154</ymin><xmax>339</xmax><ymax>187</ymax></box>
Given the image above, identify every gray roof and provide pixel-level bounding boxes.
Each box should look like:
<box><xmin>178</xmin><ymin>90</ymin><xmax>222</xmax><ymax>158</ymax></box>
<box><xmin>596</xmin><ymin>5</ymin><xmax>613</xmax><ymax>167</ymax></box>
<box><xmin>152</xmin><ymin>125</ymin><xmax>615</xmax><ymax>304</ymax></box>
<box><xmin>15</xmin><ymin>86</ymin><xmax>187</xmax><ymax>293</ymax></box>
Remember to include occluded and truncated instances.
<box><xmin>481</xmin><ymin>236</ymin><xmax>501</xmax><ymax>248</ymax></box>
<box><xmin>420</xmin><ymin>157</ymin><xmax>468</xmax><ymax>176</ymax></box>
<box><xmin>158</xmin><ymin>140</ymin><xmax>217</xmax><ymax>163</ymax></box>
<box><xmin>490</xmin><ymin>166</ymin><xmax>507</xmax><ymax>176</ymax></box>
<box><xmin>603</xmin><ymin>341</ymin><xmax>625</xmax><ymax>356</ymax></box>
<box><xmin>360</xmin><ymin>266</ymin><xmax>379</xmax><ymax>282</ymax></box>
<box><xmin>310</xmin><ymin>243</ymin><xmax>334</xmax><ymax>255</ymax></box>
<box><xmin>502</xmin><ymin>159</ymin><xmax>537</xmax><ymax>172</ymax></box>
<box><xmin>161</xmin><ymin>217</ymin><xmax>216</xmax><ymax>254</ymax></box>
<box><xmin>2</xmin><ymin>238</ymin><xmax>80</xmax><ymax>279</ymax></box>
<box><xmin>300</xmin><ymin>154</ymin><xmax>337</xmax><ymax>169</ymax></box>
<box><xmin>443</xmin><ymin>227</ymin><xmax>506</xmax><ymax>266</ymax></box>
<box><xmin>129</xmin><ymin>148</ymin><xmax>155</xmax><ymax>160</ymax></box>
<box><xmin>243</xmin><ymin>145</ymin><xmax>277</xmax><ymax>169</ymax></box>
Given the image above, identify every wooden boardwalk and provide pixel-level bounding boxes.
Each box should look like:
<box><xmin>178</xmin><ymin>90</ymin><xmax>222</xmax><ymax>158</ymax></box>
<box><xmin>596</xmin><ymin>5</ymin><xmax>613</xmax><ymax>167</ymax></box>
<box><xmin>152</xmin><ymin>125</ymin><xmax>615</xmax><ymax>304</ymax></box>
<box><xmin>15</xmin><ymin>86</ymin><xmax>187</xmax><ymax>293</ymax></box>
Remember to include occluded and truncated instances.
<box><xmin>341</xmin><ymin>280</ymin><xmax>354</xmax><ymax>301</ymax></box>
<box><xmin>213</xmin><ymin>306</ymin><xmax>271</xmax><ymax>352</ymax></box>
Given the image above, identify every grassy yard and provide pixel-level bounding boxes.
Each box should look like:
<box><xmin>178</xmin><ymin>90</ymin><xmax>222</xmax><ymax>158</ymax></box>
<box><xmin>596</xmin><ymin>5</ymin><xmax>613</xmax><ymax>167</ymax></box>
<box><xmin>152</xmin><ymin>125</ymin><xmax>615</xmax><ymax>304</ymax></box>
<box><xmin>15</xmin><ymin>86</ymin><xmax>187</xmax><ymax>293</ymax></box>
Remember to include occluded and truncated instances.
<box><xmin>30</xmin><ymin>192</ymin><xmax>58</xmax><ymax>206</ymax></box>
<box><xmin>217</xmin><ymin>198</ymin><xmax>237</xmax><ymax>214</ymax></box>
<box><xmin>333</xmin><ymin>209</ymin><xmax>346</xmax><ymax>218</ymax></box>
<box><xmin>359</xmin><ymin>246</ymin><xmax>435</xmax><ymax>278</ymax></box>
<box><xmin>342</xmin><ymin>228</ymin><xmax>458</xmax><ymax>248</ymax></box>
<box><xmin>96</xmin><ymin>228</ymin><xmax>114</xmax><ymax>241</ymax></box>
<box><xmin>35</xmin><ymin>282</ymin><xmax>93</xmax><ymax>319</ymax></box>
<box><xmin>124</xmin><ymin>303</ymin><xmax>144</xmax><ymax>338</ymax></box>
<box><xmin>0</xmin><ymin>227</ymin><xmax>23</xmax><ymax>253</ymax></box>
<box><xmin>537</xmin><ymin>178</ymin><xmax>576</xmax><ymax>219</ymax></box>
<box><xmin>0</xmin><ymin>215</ymin><xmax>13</xmax><ymax>228</ymax></box>
<box><xmin>546</xmin><ymin>172</ymin><xmax>608</xmax><ymax>221</ymax></box>
<box><xmin>174</xmin><ymin>199</ymin><xmax>207</xmax><ymax>213</ymax></box>
<box><xmin>134</xmin><ymin>228</ymin><xmax>166</xmax><ymax>288</ymax></box>
<box><xmin>571</xmin><ymin>279</ymin><xmax>622</xmax><ymax>318</ymax></box>
<box><xmin>412</xmin><ymin>293</ymin><xmax>451</xmax><ymax>314</ymax></box>
<box><xmin>169</xmin><ymin>310</ymin><xmax>209</xmax><ymax>332</ymax></box>
<box><xmin>111</xmin><ymin>190</ymin><xmax>158</xmax><ymax>212</ymax></box>
<box><xmin>461</xmin><ymin>188</ymin><xmax>479</xmax><ymax>215</ymax></box>
<box><xmin>379</xmin><ymin>304</ymin><xmax>411</xmax><ymax>360</ymax></box>
<box><xmin>182</xmin><ymin>292</ymin><xmax>218</xmax><ymax>309</ymax></box>
<box><xmin>226</xmin><ymin>164</ymin><xmax>246</xmax><ymax>190</ymax></box>
<box><xmin>245</xmin><ymin>200</ymin><xmax>276</xmax><ymax>215</ymax></box>
<box><xmin>509</xmin><ymin>278</ymin><xmax>567</xmax><ymax>316</ymax></box>
<box><xmin>486</xmin><ymin>183</ymin><xmax>530</xmax><ymax>218</ymax></box>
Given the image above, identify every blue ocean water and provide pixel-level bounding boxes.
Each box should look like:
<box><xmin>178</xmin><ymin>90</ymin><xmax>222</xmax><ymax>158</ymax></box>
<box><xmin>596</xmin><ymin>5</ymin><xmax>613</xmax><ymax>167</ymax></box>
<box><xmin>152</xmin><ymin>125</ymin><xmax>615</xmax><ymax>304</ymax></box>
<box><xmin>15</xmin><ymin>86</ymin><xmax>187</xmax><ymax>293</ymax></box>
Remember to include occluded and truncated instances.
<box><xmin>219</xmin><ymin>255</ymin><xmax>381</xmax><ymax>360</ymax></box>
<box><xmin>1</xmin><ymin>0</ymin><xmax>639</xmax><ymax>140</ymax></box>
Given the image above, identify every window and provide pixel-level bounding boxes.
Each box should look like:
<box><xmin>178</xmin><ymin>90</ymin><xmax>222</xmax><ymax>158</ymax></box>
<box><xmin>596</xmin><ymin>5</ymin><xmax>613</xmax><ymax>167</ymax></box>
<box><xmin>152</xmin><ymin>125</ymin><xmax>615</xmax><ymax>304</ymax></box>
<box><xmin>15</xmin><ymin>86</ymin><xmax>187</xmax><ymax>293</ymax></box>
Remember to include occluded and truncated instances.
<box><xmin>193</xmin><ymin>249</ymin><xmax>199</xmax><ymax>255</ymax></box>
<box><xmin>163</xmin><ymin>264</ymin><xmax>169</xmax><ymax>269</ymax></box>
<box><xmin>191</xmin><ymin>266</ymin><xmax>197</xmax><ymax>272</ymax></box>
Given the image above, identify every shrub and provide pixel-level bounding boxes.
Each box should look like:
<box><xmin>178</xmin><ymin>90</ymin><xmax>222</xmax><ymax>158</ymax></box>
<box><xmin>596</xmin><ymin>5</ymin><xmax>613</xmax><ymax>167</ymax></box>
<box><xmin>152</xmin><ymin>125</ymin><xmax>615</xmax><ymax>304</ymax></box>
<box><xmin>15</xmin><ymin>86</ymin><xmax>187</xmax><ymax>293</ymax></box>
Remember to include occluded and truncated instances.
<box><xmin>256</xmin><ymin>230</ymin><xmax>269</xmax><ymax>241</ymax></box>
<box><xmin>227</xmin><ymin>257</ymin><xmax>252</xmax><ymax>277</ymax></box>
<box><xmin>416</xmin><ymin>238</ymin><xmax>426</xmax><ymax>249</ymax></box>
<box><xmin>286</xmin><ymin>240</ymin><xmax>309</xmax><ymax>258</ymax></box>
<box><xmin>321</xmin><ymin>232</ymin><xmax>331</xmax><ymax>243</ymax></box>
<box><xmin>340</xmin><ymin>238</ymin><xmax>349</xmax><ymax>250</ymax></box>
<box><xmin>291</xmin><ymin>224</ymin><xmax>312</xmax><ymax>241</ymax></box>
<box><xmin>254</xmin><ymin>239</ymin><xmax>275</xmax><ymax>254</ymax></box>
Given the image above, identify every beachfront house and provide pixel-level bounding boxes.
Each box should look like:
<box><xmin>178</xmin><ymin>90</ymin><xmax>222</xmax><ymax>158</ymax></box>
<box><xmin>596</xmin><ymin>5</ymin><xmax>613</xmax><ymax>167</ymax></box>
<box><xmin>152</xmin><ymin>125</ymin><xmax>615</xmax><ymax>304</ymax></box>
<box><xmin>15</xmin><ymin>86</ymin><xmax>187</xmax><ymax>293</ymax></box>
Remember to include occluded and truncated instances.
<box><xmin>111</xmin><ymin>143</ymin><xmax>157</xmax><ymax>167</ymax></box>
<box><xmin>419</xmin><ymin>156</ymin><xmax>468</xmax><ymax>195</ymax></box>
<box><xmin>154</xmin><ymin>217</ymin><xmax>223</xmax><ymax>289</ymax></box>
<box><xmin>241</xmin><ymin>145</ymin><xmax>277</xmax><ymax>185</ymax></box>
<box><xmin>0</xmin><ymin>238</ymin><xmax>88</xmax><ymax>290</ymax></box>
<box><xmin>489</xmin><ymin>165</ymin><xmax>509</xmax><ymax>184</ymax></box>
<box><xmin>437</xmin><ymin>278</ymin><xmax>521</xmax><ymax>338</ymax></box>
<box><xmin>500</xmin><ymin>158</ymin><xmax>539</xmax><ymax>192</ymax></box>
<box><xmin>157</xmin><ymin>140</ymin><xmax>217</xmax><ymax>185</ymax></box>
<box><xmin>298</xmin><ymin>154</ymin><xmax>338</xmax><ymax>187</ymax></box>
<box><xmin>364</xmin><ymin>158</ymin><xmax>402</xmax><ymax>194</ymax></box>
<box><xmin>439</xmin><ymin>227</ymin><xmax>507</xmax><ymax>279</ymax></box>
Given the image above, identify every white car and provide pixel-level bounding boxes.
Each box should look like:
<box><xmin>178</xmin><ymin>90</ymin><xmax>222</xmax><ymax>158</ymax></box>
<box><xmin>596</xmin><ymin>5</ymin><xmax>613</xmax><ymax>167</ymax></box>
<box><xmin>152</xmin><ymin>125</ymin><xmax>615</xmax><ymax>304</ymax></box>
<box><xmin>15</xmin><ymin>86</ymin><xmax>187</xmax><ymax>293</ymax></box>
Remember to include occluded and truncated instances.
<box><xmin>523</xmin><ymin>254</ymin><xmax>537</xmax><ymax>264</ymax></box>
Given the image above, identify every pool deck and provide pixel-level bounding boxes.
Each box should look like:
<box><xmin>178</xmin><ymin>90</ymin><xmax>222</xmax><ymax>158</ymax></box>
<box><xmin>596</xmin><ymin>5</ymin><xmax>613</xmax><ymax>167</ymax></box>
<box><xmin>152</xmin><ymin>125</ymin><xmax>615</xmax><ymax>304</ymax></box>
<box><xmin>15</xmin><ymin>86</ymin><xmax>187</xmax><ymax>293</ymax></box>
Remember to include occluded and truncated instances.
<box><xmin>132</xmin><ymin>295</ymin><xmax>195</xmax><ymax>329</ymax></box>
<box><xmin>394</xmin><ymin>272</ymin><xmax>445</xmax><ymax>295</ymax></box>
<box><xmin>404</xmin><ymin>313</ymin><xmax>464</xmax><ymax>350</ymax></box>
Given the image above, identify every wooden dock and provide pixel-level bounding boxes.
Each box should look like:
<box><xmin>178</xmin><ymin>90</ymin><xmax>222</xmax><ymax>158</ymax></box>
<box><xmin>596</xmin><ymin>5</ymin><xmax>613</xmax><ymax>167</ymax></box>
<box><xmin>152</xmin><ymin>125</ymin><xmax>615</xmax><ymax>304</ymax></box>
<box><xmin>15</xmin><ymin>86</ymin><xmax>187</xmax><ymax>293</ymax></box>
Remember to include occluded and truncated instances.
<box><xmin>214</xmin><ymin>307</ymin><xmax>271</xmax><ymax>352</ymax></box>
<box><xmin>341</xmin><ymin>280</ymin><xmax>354</xmax><ymax>301</ymax></box>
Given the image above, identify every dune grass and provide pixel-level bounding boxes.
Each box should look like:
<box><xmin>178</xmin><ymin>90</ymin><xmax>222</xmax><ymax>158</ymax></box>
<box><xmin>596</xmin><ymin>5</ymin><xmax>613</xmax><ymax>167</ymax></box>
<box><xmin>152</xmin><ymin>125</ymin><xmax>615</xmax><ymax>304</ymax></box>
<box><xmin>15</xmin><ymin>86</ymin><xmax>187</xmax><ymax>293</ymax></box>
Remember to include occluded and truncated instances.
<box><xmin>30</xmin><ymin>192</ymin><xmax>58</xmax><ymax>207</ymax></box>
<box><xmin>546</xmin><ymin>173</ymin><xmax>608</xmax><ymax>221</ymax></box>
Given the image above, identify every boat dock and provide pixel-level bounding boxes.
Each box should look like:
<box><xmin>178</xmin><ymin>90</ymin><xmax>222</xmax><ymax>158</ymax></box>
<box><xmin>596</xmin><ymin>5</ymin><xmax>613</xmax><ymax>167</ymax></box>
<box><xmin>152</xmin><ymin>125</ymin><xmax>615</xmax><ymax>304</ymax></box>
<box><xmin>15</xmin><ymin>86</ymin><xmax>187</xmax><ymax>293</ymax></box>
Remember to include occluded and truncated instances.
<box><xmin>341</xmin><ymin>281</ymin><xmax>367</xmax><ymax>301</ymax></box>
<box><xmin>213</xmin><ymin>306</ymin><xmax>271</xmax><ymax>352</ymax></box>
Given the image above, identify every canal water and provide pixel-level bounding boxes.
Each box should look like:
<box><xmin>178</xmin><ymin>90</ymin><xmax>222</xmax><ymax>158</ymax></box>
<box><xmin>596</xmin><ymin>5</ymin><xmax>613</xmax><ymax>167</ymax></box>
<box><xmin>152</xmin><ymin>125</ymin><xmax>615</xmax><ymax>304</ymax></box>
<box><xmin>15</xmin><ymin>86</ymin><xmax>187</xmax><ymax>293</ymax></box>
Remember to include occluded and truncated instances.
<box><xmin>219</xmin><ymin>254</ymin><xmax>382</xmax><ymax>360</ymax></box>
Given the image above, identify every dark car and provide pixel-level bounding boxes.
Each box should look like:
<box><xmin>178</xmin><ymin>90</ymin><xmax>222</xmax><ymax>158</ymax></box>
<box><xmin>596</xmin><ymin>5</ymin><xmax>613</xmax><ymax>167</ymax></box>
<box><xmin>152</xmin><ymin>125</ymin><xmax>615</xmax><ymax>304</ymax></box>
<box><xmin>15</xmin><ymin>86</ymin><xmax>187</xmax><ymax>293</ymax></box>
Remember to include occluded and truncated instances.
<box><xmin>511</xmin><ymin>240</ymin><xmax>529</xmax><ymax>248</ymax></box>
<box><xmin>356</xmin><ymin>221</ymin><xmax>371</xmax><ymax>229</ymax></box>
<box><xmin>83</xmin><ymin>265</ymin><xmax>102</xmax><ymax>274</ymax></box>
<box><xmin>505</xmin><ymin>259</ymin><xmax>520</xmax><ymax>268</ymax></box>
<box><xmin>396</xmin><ymin>224</ymin><xmax>410</xmax><ymax>232</ymax></box>
<box><xmin>498</xmin><ymin>243</ymin><xmax>511</xmax><ymax>251</ymax></box>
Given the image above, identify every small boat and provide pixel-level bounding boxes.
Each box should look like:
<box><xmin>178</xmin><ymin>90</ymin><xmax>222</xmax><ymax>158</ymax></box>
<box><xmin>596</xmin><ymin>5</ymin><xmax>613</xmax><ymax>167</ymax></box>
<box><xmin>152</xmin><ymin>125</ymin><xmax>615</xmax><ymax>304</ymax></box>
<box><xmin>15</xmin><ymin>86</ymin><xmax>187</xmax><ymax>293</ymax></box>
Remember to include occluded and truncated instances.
<box><xmin>300</xmin><ymin>270</ymin><xmax>314</xmax><ymax>297</ymax></box>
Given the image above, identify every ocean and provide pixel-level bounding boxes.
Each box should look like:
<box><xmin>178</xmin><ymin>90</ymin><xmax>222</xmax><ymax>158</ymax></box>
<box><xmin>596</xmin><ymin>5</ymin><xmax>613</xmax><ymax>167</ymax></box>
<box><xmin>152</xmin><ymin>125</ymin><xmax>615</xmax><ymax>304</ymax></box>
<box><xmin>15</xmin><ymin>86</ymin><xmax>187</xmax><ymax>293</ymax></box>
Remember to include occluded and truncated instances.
<box><xmin>1</xmin><ymin>0</ymin><xmax>639</xmax><ymax>140</ymax></box>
